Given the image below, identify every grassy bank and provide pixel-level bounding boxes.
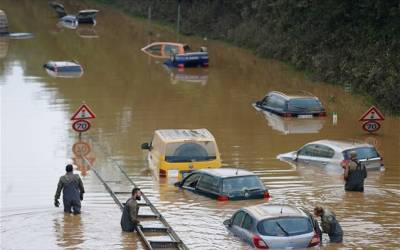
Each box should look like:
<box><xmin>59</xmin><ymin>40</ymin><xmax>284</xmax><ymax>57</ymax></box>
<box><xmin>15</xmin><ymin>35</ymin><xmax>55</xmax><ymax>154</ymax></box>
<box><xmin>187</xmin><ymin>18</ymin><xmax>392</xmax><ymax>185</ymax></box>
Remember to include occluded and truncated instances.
<box><xmin>93</xmin><ymin>0</ymin><xmax>400</xmax><ymax>115</ymax></box>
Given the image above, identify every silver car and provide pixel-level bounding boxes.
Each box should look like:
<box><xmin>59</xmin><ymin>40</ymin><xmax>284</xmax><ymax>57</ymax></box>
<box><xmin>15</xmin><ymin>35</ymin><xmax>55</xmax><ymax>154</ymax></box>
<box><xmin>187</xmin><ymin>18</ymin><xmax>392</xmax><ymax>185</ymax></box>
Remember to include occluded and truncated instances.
<box><xmin>277</xmin><ymin>139</ymin><xmax>384</xmax><ymax>170</ymax></box>
<box><xmin>224</xmin><ymin>204</ymin><xmax>320</xmax><ymax>249</ymax></box>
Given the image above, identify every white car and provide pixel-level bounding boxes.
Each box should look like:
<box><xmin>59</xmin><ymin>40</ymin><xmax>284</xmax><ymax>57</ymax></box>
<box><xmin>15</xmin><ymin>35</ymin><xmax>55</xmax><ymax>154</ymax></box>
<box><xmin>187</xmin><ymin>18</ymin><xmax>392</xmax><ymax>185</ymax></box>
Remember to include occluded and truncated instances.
<box><xmin>278</xmin><ymin>139</ymin><xmax>384</xmax><ymax>170</ymax></box>
<box><xmin>224</xmin><ymin>204</ymin><xmax>320</xmax><ymax>249</ymax></box>
<box><xmin>43</xmin><ymin>61</ymin><xmax>83</xmax><ymax>78</ymax></box>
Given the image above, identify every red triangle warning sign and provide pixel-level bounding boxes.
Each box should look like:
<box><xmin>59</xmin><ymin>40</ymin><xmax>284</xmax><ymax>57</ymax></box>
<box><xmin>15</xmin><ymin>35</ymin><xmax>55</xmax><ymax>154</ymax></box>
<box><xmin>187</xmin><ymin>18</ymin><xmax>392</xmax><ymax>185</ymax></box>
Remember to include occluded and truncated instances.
<box><xmin>359</xmin><ymin>106</ymin><xmax>384</xmax><ymax>121</ymax></box>
<box><xmin>71</xmin><ymin>104</ymin><xmax>96</xmax><ymax>120</ymax></box>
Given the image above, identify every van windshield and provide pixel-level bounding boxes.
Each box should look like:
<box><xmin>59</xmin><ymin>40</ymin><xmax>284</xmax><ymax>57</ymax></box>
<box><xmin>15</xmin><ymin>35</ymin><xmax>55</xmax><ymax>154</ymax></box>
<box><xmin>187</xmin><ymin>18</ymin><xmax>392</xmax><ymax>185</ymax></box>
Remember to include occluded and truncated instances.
<box><xmin>222</xmin><ymin>176</ymin><xmax>264</xmax><ymax>193</ymax></box>
<box><xmin>165</xmin><ymin>141</ymin><xmax>217</xmax><ymax>162</ymax></box>
<box><xmin>257</xmin><ymin>217</ymin><xmax>313</xmax><ymax>237</ymax></box>
<box><xmin>288</xmin><ymin>98</ymin><xmax>323</xmax><ymax>112</ymax></box>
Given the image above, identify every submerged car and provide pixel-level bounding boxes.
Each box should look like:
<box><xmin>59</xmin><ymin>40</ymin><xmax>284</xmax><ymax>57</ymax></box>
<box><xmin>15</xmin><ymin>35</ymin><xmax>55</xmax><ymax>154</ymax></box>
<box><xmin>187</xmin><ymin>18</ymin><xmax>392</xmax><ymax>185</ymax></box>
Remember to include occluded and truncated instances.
<box><xmin>174</xmin><ymin>168</ymin><xmax>270</xmax><ymax>201</ymax></box>
<box><xmin>141</xmin><ymin>42</ymin><xmax>208</xmax><ymax>68</ymax></box>
<box><xmin>278</xmin><ymin>139</ymin><xmax>384</xmax><ymax>170</ymax></box>
<box><xmin>141</xmin><ymin>129</ymin><xmax>221</xmax><ymax>178</ymax></box>
<box><xmin>254</xmin><ymin>91</ymin><xmax>326</xmax><ymax>118</ymax></box>
<box><xmin>43</xmin><ymin>61</ymin><xmax>83</xmax><ymax>78</ymax></box>
<box><xmin>49</xmin><ymin>2</ymin><xmax>99</xmax><ymax>25</ymax></box>
<box><xmin>224</xmin><ymin>204</ymin><xmax>320</xmax><ymax>249</ymax></box>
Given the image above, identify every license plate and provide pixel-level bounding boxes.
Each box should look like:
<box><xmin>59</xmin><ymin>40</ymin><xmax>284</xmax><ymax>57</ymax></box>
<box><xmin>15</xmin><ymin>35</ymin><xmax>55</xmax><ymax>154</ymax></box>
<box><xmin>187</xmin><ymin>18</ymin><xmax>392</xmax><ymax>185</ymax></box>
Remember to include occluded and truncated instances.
<box><xmin>298</xmin><ymin>115</ymin><xmax>313</xmax><ymax>119</ymax></box>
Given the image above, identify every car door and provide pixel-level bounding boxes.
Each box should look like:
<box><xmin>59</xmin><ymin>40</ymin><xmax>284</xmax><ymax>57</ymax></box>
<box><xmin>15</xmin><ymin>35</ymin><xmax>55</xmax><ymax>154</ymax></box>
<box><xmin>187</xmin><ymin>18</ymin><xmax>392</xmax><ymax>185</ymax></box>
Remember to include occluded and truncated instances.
<box><xmin>195</xmin><ymin>174</ymin><xmax>220</xmax><ymax>199</ymax></box>
<box><xmin>181</xmin><ymin>173</ymin><xmax>202</xmax><ymax>192</ymax></box>
<box><xmin>310</xmin><ymin>144</ymin><xmax>335</xmax><ymax>167</ymax></box>
<box><xmin>229</xmin><ymin>211</ymin><xmax>246</xmax><ymax>238</ymax></box>
<box><xmin>240</xmin><ymin>213</ymin><xmax>256</xmax><ymax>246</ymax></box>
<box><xmin>296</xmin><ymin>144</ymin><xmax>319</xmax><ymax>165</ymax></box>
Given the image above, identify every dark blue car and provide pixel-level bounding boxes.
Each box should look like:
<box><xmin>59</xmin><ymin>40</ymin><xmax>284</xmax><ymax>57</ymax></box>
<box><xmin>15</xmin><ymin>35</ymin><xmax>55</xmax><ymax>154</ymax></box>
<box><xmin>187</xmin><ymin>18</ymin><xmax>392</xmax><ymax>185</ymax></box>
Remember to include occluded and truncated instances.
<box><xmin>174</xmin><ymin>168</ymin><xmax>270</xmax><ymax>201</ymax></box>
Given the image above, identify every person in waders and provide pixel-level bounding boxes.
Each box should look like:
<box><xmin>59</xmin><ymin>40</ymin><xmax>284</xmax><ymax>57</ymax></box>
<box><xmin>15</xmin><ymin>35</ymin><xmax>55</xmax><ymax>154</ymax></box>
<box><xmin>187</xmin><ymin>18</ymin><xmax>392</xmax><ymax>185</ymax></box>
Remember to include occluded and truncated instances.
<box><xmin>314</xmin><ymin>206</ymin><xmax>343</xmax><ymax>243</ymax></box>
<box><xmin>54</xmin><ymin>164</ymin><xmax>85</xmax><ymax>214</ymax></box>
<box><xmin>121</xmin><ymin>187</ymin><xmax>142</xmax><ymax>232</ymax></box>
<box><xmin>344</xmin><ymin>151</ymin><xmax>367</xmax><ymax>192</ymax></box>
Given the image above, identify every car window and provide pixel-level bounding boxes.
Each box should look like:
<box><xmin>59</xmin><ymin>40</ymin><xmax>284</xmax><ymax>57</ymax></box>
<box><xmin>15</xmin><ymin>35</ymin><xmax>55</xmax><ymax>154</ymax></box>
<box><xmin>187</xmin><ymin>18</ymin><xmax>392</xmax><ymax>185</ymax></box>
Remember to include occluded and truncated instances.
<box><xmin>343</xmin><ymin>147</ymin><xmax>379</xmax><ymax>160</ymax></box>
<box><xmin>287</xmin><ymin>98</ymin><xmax>323</xmax><ymax>112</ymax></box>
<box><xmin>314</xmin><ymin>145</ymin><xmax>335</xmax><ymax>158</ymax></box>
<box><xmin>257</xmin><ymin>217</ymin><xmax>313</xmax><ymax>237</ymax></box>
<box><xmin>222</xmin><ymin>176</ymin><xmax>264</xmax><ymax>193</ymax></box>
<box><xmin>182</xmin><ymin>173</ymin><xmax>201</xmax><ymax>188</ymax></box>
<box><xmin>232</xmin><ymin>211</ymin><xmax>245</xmax><ymax>226</ymax></box>
<box><xmin>266</xmin><ymin>95</ymin><xmax>285</xmax><ymax>109</ymax></box>
<box><xmin>58</xmin><ymin>66</ymin><xmax>82</xmax><ymax>72</ymax></box>
<box><xmin>183</xmin><ymin>45</ymin><xmax>191</xmax><ymax>53</ymax></box>
<box><xmin>298</xmin><ymin>144</ymin><xmax>318</xmax><ymax>157</ymax></box>
<box><xmin>165</xmin><ymin>142</ymin><xmax>217</xmax><ymax>163</ymax></box>
<box><xmin>146</xmin><ymin>44</ymin><xmax>162</xmax><ymax>56</ymax></box>
<box><xmin>164</xmin><ymin>45</ymin><xmax>179</xmax><ymax>55</ymax></box>
<box><xmin>242</xmin><ymin>214</ymin><xmax>253</xmax><ymax>230</ymax></box>
<box><xmin>197</xmin><ymin>174</ymin><xmax>220</xmax><ymax>193</ymax></box>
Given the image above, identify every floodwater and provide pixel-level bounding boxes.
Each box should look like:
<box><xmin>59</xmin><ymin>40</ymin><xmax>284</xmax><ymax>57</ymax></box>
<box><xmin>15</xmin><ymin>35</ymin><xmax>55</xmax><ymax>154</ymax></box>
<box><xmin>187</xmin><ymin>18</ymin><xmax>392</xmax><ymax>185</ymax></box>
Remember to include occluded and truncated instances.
<box><xmin>1</xmin><ymin>0</ymin><xmax>399</xmax><ymax>249</ymax></box>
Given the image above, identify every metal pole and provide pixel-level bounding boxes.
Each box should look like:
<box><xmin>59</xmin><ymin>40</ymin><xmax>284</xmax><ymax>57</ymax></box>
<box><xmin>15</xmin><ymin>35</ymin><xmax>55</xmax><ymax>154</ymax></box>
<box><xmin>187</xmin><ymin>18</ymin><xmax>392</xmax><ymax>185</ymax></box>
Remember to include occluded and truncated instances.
<box><xmin>176</xmin><ymin>1</ymin><xmax>181</xmax><ymax>41</ymax></box>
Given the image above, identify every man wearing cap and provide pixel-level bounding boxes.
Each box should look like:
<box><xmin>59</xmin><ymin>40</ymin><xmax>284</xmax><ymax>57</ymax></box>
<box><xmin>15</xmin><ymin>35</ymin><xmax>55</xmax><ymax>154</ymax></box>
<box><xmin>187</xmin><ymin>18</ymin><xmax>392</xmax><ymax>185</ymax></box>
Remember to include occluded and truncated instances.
<box><xmin>54</xmin><ymin>164</ymin><xmax>85</xmax><ymax>214</ymax></box>
<box><xmin>121</xmin><ymin>187</ymin><xmax>142</xmax><ymax>232</ymax></box>
<box><xmin>344</xmin><ymin>151</ymin><xmax>367</xmax><ymax>192</ymax></box>
<box><xmin>314</xmin><ymin>206</ymin><xmax>343</xmax><ymax>243</ymax></box>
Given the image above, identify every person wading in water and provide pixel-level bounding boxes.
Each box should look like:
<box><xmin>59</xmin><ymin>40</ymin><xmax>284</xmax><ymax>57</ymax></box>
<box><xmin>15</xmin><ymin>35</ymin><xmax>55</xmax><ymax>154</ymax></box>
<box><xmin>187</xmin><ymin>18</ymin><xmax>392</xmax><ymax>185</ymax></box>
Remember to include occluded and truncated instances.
<box><xmin>121</xmin><ymin>187</ymin><xmax>142</xmax><ymax>232</ymax></box>
<box><xmin>314</xmin><ymin>206</ymin><xmax>343</xmax><ymax>243</ymax></box>
<box><xmin>344</xmin><ymin>151</ymin><xmax>367</xmax><ymax>192</ymax></box>
<box><xmin>54</xmin><ymin>164</ymin><xmax>85</xmax><ymax>214</ymax></box>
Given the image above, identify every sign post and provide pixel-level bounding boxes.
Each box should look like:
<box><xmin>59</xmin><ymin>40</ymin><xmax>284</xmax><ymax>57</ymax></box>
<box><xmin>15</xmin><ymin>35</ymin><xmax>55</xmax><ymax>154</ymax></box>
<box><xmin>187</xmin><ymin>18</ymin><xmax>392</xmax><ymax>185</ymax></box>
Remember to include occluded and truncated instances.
<box><xmin>359</xmin><ymin>106</ymin><xmax>384</xmax><ymax>133</ymax></box>
<box><xmin>71</xmin><ymin>102</ymin><xmax>96</xmax><ymax>139</ymax></box>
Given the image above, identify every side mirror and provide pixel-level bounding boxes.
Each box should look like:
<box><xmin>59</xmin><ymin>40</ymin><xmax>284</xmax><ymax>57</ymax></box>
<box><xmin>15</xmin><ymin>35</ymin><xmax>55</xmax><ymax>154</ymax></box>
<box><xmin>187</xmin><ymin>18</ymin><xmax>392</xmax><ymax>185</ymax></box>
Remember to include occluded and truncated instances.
<box><xmin>255</xmin><ymin>101</ymin><xmax>262</xmax><ymax>105</ymax></box>
<box><xmin>174</xmin><ymin>181</ymin><xmax>182</xmax><ymax>187</ymax></box>
<box><xmin>141</xmin><ymin>142</ymin><xmax>151</xmax><ymax>150</ymax></box>
<box><xmin>223</xmin><ymin>219</ymin><xmax>232</xmax><ymax>227</ymax></box>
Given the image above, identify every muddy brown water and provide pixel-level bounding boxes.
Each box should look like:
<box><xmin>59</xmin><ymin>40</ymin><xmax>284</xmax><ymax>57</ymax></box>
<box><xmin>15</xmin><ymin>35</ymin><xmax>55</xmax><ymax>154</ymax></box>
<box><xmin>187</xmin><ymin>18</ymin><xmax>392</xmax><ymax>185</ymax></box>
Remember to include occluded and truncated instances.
<box><xmin>1</xmin><ymin>1</ymin><xmax>399</xmax><ymax>249</ymax></box>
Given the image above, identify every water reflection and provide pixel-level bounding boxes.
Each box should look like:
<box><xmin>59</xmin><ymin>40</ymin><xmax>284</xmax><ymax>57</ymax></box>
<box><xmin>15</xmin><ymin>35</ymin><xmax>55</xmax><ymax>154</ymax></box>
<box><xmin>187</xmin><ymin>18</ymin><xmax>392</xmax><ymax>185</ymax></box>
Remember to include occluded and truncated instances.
<box><xmin>163</xmin><ymin>65</ymin><xmax>208</xmax><ymax>85</ymax></box>
<box><xmin>0</xmin><ymin>36</ymin><xmax>8</xmax><ymax>58</ymax></box>
<box><xmin>254</xmin><ymin>106</ymin><xmax>326</xmax><ymax>134</ymax></box>
<box><xmin>54</xmin><ymin>213</ymin><xmax>84</xmax><ymax>248</ymax></box>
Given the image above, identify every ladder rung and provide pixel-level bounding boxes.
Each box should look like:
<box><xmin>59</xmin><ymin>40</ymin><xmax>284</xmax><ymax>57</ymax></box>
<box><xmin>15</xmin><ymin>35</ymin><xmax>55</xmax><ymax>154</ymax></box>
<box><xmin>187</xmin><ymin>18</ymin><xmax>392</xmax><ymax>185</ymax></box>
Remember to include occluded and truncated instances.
<box><xmin>140</xmin><ymin>225</ymin><xmax>168</xmax><ymax>233</ymax></box>
<box><xmin>149</xmin><ymin>240</ymin><xmax>178</xmax><ymax>249</ymax></box>
<box><xmin>138</xmin><ymin>214</ymin><xmax>159</xmax><ymax>219</ymax></box>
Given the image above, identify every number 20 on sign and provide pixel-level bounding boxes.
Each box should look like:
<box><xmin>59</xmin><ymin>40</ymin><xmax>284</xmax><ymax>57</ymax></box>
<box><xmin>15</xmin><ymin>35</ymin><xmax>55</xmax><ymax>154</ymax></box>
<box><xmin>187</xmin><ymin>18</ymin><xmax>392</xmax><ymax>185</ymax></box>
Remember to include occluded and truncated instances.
<box><xmin>72</xmin><ymin>119</ymin><xmax>91</xmax><ymax>133</ymax></box>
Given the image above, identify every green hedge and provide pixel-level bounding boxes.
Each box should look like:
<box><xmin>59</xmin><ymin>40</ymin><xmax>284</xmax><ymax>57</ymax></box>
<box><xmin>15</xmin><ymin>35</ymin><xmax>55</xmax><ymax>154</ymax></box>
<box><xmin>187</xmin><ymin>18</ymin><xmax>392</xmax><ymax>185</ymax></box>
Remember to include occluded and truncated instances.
<box><xmin>96</xmin><ymin>0</ymin><xmax>400</xmax><ymax>114</ymax></box>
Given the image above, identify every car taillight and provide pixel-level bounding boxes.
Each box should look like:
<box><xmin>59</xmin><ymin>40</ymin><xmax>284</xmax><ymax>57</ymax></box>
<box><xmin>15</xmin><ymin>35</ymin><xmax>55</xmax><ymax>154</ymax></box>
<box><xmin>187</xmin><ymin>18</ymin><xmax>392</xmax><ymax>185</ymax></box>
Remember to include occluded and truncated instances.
<box><xmin>263</xmin><ymin>191</ymin><xmax>270</xmax><ymax>199</ymax></box>
<box><xmin>217</xmin><ymin>195</ymin><xmax>229</xmax><ymax>201</ymax></box>
<box><xmin>282</xmin><ymin>113</ymin><xmax>292</xmax><ymax>117</ymax></box>
<box><xmin>159</xmin><ymin>169</ymin><xmax>167</xmax><ymax>177</ymax></box>
<box><xmin>317</xmin><ymin>111</ymin><xmax>326</xmax><ymax>117</ymax></box>
<box><xmin>380</xmin><ymin>156</ymin><xmax>384</xmax><ymax>166</ymax></box>
<box><xmin>252</xmin><ymin>235</ymin><xmax>268</xmax><ymax>249</ymax></box>
<box><xmin>308</xmin><ymin>231</ymin><xmax>320</xmax><ymax>247</ymax></box>
<box><xmin>178</xmin><ymin>63</ymin><xmax>184</xmax><ymax>68</ymax></box>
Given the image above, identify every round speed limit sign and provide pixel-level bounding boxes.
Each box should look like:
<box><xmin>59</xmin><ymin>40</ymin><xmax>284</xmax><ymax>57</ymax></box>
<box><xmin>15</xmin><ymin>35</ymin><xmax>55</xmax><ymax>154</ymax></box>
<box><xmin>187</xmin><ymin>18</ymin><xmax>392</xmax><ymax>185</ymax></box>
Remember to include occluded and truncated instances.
<box><xmin>72</xmin><ymin>119</ymin><xmax>91</xmax><ymax>132</ymax></box>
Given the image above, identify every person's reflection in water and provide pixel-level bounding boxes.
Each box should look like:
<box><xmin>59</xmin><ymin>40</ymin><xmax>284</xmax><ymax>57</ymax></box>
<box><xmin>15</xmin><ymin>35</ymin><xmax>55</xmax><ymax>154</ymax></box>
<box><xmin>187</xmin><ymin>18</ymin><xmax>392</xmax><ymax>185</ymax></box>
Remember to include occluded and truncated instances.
<box><xmin>54</xmin><ymin>213</ymin><xmax>83</xmax><ymax>248</ymax></box>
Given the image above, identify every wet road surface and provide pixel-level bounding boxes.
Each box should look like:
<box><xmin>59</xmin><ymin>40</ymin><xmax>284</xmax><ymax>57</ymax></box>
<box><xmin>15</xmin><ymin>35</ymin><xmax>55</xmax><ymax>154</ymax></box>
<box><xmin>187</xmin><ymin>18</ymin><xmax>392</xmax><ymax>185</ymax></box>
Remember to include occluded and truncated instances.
<box><xmin>1</xmin><ymin>0</ymin><xmax>400</xmax><ymax>249</ymax></box>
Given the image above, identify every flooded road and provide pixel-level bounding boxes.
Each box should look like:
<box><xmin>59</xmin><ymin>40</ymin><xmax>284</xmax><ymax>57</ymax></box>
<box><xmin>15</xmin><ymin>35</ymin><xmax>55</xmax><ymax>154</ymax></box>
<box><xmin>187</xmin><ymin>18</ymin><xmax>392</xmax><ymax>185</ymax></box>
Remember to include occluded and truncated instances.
<box><xmin>1</xmin><ymin>0</ymin><xmax>399</xmax><ymax>249</ymax></box>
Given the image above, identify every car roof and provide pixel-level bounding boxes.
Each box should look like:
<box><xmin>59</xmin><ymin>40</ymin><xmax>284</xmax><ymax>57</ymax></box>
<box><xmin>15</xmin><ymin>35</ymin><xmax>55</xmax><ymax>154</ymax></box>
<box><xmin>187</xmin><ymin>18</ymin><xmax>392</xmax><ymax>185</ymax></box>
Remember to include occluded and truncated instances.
<box><xmin>142</xmin><ymin>42</ymin><xmax>187</xmax><ymax>49</ymax></box>
<box><xmin>268</xmin><ymin>91</ymin><xmax>319</xmax><ymax>100</ymax></box>
<box><xmin>155</xmin><ymin>129</ymin><xmax>215</xmax><ymax>142</ymax></box>
<box><xmin>305</xmin><ymin>139</ymin><xmax>374</xmax><ymax>152</ymax></box>
<box><xmin>46</xmin><ymin>61</ymin><xmax>81</xmax><ymax>67</ymax></box>
<box><xmin>196</xmin><ymin>168</ymin><xmax>255</xmax><ymax>178</ymax></box>
<box><xmin>244</xmin><ymin>204</ymin><xmax>307</xmax><ymax>220</ymax></box>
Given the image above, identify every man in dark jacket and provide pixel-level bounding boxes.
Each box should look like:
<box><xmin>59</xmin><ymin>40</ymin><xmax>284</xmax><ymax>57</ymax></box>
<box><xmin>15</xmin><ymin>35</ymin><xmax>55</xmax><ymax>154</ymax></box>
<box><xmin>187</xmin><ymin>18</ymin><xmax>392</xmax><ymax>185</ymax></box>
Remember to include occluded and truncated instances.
<box><xmin>54</xmin><ymin>164</ymin><xmax>85</xmax><ymax>214</ymax></box>
<box><xmin>121</xmin><ymin>187</ymin><xmax>142</xmax><ymax>232</ymax></box>
<box><xmin>314</xmin><ymin>206</ymin><xmax>343</xmax><ymax>243</ymax></box>
<box><xmin>344</xmin><ymin>151</ymin><xmax>367</xmax><ymax>192</ymax></box>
